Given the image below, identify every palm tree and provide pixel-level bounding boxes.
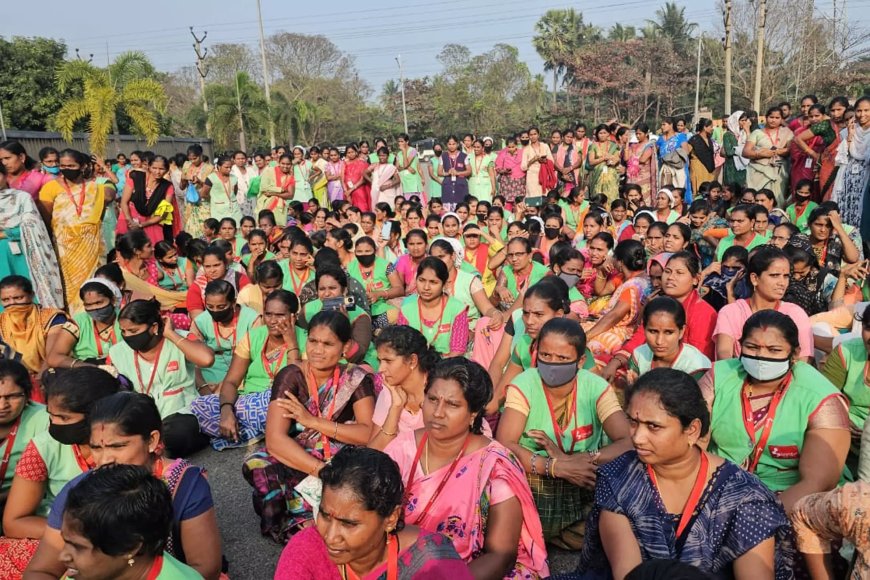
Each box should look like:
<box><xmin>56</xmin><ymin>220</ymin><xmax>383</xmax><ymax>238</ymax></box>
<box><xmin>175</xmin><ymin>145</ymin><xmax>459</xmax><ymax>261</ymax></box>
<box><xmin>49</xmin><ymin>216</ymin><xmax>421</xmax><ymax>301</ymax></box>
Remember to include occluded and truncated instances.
<box><xmin>55</xmin><ymin>51</ymin><xmax>166</xmax><ymax>156</ymax></box>
<box><xmin>609</xmin><ymin>24</ymin><xmax>637</xmax><ymax>42</ymax></box>
<box><xmin>205</xmin><ymin>72</ymin><xmax>269</xmax><ymax>151</ymax></box>
<box><xmin>533</xmin><ymin>8</ymin><xmax>600</xmax><ymax>110</ymax></box>
<box><xmin>647</xmin><ymin>2</ymin><xmax>698</xmax><ymax>56</ymax></box>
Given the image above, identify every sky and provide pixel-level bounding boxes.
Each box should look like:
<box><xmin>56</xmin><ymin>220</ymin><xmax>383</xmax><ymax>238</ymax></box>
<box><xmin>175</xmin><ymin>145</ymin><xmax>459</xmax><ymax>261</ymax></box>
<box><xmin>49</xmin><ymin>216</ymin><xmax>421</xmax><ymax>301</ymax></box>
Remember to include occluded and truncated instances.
<box><xmin>2</xmin><ymin>0</ymin><xmax>862</xmax><ymax>95</ymax></box>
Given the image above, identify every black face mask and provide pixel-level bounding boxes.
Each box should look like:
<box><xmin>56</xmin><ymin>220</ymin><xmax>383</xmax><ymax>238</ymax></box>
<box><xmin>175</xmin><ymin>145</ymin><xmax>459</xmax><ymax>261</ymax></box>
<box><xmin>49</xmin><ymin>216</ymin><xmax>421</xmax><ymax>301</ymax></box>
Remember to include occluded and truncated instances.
<box><xmin>209</xmin><ymin>306</ymin><xmax>235</xmax><ymax>324</ymax></box>
<box><xmin>49</xmin><ymin>419</ymin><xmax>90</xmax><ymax>446</ymax></box>
<box><xmin>434</xmin><ymin>150</ymin><xmax>443</xmax><ymax>157</ymax></box>
<box><xmin>520</xmin><ymin>139</ymin><xmax>530</xmax><ymax>146</ymax></box>
<box><xmin>60</xmin><ymin>168</ymin><xmax>82</xmax><ymax>181</ymax></box>
<box><xmin>123</xmin><ymin>329</ymin><xmax>158</xmax><ymax>352</ymax></box>
<box><xmin>544</xmin><ymin>227</ymin><xmax>560</xmax><ymax>240</ymax></box>
<box><xmin>484</xmin><ymin>145</ymin><xmax>493</xmax><ymax>153</ymax></box>
<box><xmin>86</xmin><ymin>304</ymin><xmax>116</xmax><ymax>325</ymax></box>
<box><xmin>357</xmin><ymin>254</ymin><xmax>376</xmax><ymax>267</ymax></box>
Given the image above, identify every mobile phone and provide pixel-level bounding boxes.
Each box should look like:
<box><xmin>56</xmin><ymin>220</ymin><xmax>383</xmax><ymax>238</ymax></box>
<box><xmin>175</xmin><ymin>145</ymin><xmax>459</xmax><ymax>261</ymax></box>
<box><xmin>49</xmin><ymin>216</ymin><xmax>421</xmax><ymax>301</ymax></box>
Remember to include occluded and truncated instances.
<box><xmin>322</xmin><ymin>296</ymin><xmax>356</xmax><ymax>312</ymax></box>
<box><xmin>526</xmin><ymin>196</ymin><xmax>544</xmax><ymax>208</ymax></box>
<box><xmin>380</xmin><ymin>222</ymin><xmax>392</xmax><ymax>240</ymax></box>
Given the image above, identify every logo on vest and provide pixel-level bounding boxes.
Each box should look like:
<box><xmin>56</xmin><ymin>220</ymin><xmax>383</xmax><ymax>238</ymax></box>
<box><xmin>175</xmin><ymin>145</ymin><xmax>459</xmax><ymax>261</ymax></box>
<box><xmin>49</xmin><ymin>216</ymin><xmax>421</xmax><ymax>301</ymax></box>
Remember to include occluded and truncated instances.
<box><xmin>438</xmin><ymin>324</ymin><xmax>451</xmax><ymax>334</ymax></box>
<box><xmin>767</xmin><ymin>445</ymin><xmax>800</xmax><ymax>460</ymax></box>
<box><xmin>572</xmin><ymin>424</ymin><xmax>594</xmax><ymax>442</ymax></box>
<box><xmin>166</xmin><ymin>361</ymin><xmax>180</xmax><ymax>372</ymax></box>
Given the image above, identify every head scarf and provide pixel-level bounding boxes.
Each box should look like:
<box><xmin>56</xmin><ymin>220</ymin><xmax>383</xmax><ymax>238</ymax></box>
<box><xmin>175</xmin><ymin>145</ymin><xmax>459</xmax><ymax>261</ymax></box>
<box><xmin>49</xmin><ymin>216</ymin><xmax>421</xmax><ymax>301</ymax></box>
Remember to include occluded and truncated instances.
<box><xmin>634</xmin><ymin>210</ymin><xmax>656</xmax><ymax>225</ymax></box>
<box><xmin>432</xmin><ymin>236</ymin><xmax>465</xmax><ymax>270</ymax></box>
<box><xmin>440</xmin><ymin>211</ymin><xmax>460</xmax><ymax>224</ymax></box>
<box><xmin>658</xmin><ymin>188</ymin><xmax>676</xmax><ymax>208</ymax></box>
<box><xmin>728</xmin><ymin>110</ymin><xmax>751</xmax><ymax>170</ymax></box>
<box><xmin>83</xmin><ymin>277</ymin><xmax>123</xmax><ymax>306</ymax></box>
<box><xmin>726</xmin><ymin>110</ymin><xmax>744</xmax><ymax>135</ymax></box>
<box><xmin>647</xmin><ymin>252</ymin><xmax>673</xmax><ymax>276</ymax></box>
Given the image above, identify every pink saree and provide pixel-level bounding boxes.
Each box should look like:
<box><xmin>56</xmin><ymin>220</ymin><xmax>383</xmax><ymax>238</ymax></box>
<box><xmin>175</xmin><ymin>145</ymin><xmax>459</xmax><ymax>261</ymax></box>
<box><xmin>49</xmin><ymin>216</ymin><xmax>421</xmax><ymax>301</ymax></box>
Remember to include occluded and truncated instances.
<box><xmin>385</xmin><ymin>431</ymin><xmax>549</xmax><ymax>579</ymax></box>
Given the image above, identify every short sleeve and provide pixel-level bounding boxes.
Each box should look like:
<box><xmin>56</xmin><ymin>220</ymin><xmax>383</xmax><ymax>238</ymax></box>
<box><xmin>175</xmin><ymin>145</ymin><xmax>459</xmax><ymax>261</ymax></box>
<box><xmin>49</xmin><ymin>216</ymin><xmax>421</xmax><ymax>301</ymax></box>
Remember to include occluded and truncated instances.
<box><xmin>808</xmin><ymin>393</ymin><xmax>850</xmax><ymax>431</ymax></box>
<box><xmin>47</xmin><ymin>474</ymin><xmax>87</xmax><ymax>530</ymax></box>
<box><xmin>488</xmin><ymin>470</ymin><xmax>516</xmax><ymax>506</ymax></box>
<box><xmin>174</xmin><ymin>467</ymin><xmax>214</xmax><ymax>521</ymax></box>
<box><xmin>15</xmin><ymin>441</ymin><xmax>48</xmax><ymax>481</ymax></box>
<box><xmin>38</xmin><ymin>182</ymin><xmax>59</xmax><ymax>204</ymax></box>
<box><xmin>504</xmin><ymin>384</ymin><xmax>530</xmax><ymax>416</ymax></box>
<box><xmin>596</xmin><ymin>387</ymin><xmax>623</xmax><ymax>423</ymax></box>
<box><xmin>205</xmin><ymin>176</ymin><xmax>216</xmax><ymax>188</ymax></box>
<box><xmin>234</xmin><ymin>333</ymin><xmax>252</xmax><ymax>360</ymax></box>
<box><xmin>821</xmin><ymin>346</ymin><xmax>848</xmax><ymax>390</ymax></box>
<box><xmin>722</xmin><ymin>495</ymin><xmax>790</xmax><ymax>558</ymax></box>
<box><xmin>372</xmin><ymin>388</ymin><xmax>393</xmax><ymax>427</ymax></box>
<box><xmin>469</xmin><ymin>276</ymin><xmax>484</xmax><ymax>294</ymax></box>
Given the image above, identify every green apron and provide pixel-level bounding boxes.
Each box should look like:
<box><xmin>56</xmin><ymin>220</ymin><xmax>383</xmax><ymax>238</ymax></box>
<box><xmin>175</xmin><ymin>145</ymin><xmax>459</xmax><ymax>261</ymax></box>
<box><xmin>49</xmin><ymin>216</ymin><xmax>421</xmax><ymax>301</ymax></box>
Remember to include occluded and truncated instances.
<box><xmin>347</xmin><ymin>258</ymin><xmax>392</xmax><ymax>317</ymax></box>
<box><xmin>108</xmin><ymin>340</ymin><xmax>197</xmax><ymax>418</ymax></box>
<box><xmin>72</xmin><ymin>311</ymin><xmax>121</xmax><ymax>361</ymax></box>
<box><xmin>242</xmin><ymin>325</ymin><xmax>290</xmax><ymax>395</ymax></box>
<box><xmin>297</xmin><ymin>300</ymin><xmax>379</xmax><ymax>368</ymax></box>
<box><xmin>193</xmin><ymin>306</ymin><xmax>260</xmax><ymax>384</ymax></box>
<box><xmin>208</xmin><ymin>174</ymin><xmax>241</xmax><ymax>222</ymax></box>
<box><xmin>400</xmin><ymin>295</ymin><xmax>467</xmax><ymax>354</ymax></box>
<box><xmin>628</xmin><ymin>343</ymin><xmax>711</xmax><ymax>380</ymax></box>
<box><xmin>504</xmin><ymin>261</ymin><xmax>549</xmax><ymax>301</ymax></box>
<box><xmin>32</xmin><ymin>430</ymin><xmax>91</xmax><ymax>516</ymax></box>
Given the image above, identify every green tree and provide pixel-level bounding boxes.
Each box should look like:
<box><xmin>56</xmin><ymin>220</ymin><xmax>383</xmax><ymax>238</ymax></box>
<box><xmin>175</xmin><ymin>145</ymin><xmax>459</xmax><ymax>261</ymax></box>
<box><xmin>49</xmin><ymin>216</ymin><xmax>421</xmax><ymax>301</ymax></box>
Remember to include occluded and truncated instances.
<box><xmin>205</xmin><ymin>72</ymin><xmax>269</xmax><ymax>151</ymax></box>
<box><xmin>647</xmin><ymin>2</ymin><xmax>697</xmax><ymax>56</ymax></box>
<box><xmin>0</xmin><ymin>37</ymin><xmax>67</xmax><ymax>131</ymax></box>
<box><xmin>532</xmin><ymin>9</ymin><xmax>600</xmax><ymax>110</ymax></box>
<box><xmin>608</xmin><ymin>24</ymin><xmax>637</xmax><ymax>42</ymax></box>
<box><xmin>55</xmin><ymin>51</ymin><xmax>166</xmax><ymax>156</ymax></box>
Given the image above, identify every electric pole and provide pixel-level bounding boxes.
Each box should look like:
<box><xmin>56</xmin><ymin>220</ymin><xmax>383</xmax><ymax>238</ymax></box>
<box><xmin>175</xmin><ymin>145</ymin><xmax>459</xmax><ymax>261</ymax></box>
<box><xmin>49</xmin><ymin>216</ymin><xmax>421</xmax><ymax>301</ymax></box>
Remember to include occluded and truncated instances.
<box><xmin>396</xmin><ymin>55</ymin><xmax>409</xmax><ymax>135</ymax></box>
<box><xmin>256</xmin><ymin>0</ymin><xmax>276</xmax><ymax>148</ymax></box>
<box><xmin>191</xmin><ymin>27</ymin><xmax>210</xmax><ymax>138</ymax></box>
<box><xmin>693</xmin><ymin>33</ymin><xmax>703</xmax><ymax>126</ymax></box>
<box><xmin>724</xmin><ymin>0</ymin><xmax>733</xmax><ymax>115</ymax></box>
<box><xmin>752</xmin><ymin>0</ymin><xmax>766</xmax><ymax>113</ymax></box>
<box><xmin>235</xmin><ymin>73</ymin><xmax>247</xmax><ymax>152</ymax></box>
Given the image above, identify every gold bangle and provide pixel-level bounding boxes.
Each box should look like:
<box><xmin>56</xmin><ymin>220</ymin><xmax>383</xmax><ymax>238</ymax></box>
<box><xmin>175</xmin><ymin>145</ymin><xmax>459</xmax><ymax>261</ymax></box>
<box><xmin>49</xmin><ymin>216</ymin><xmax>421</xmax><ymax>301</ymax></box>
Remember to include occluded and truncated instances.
<box><xmin>380</xmin><ymin>426</ymin><xmax>398</xmax><ymax>438</ymax></box>
<box><xmin>333</xmin><ymin>421</ymin><xmax>339</xmax><ymax>439</ymax></box>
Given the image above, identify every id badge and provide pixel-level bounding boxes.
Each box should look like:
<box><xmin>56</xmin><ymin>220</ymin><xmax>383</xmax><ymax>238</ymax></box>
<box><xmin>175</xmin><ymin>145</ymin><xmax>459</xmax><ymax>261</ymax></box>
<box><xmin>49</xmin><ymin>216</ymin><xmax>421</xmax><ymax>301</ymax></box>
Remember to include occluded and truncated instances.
<box><xmin>451</xmin><ymin>175</ymin><xmax>456</xmax><ymax>182</ymax></box>
<box><xmin>8</xmin><ymin>242</ymin><xmax>20</xmax><ymax>255</ymax></box>
<box><xmin>805</xmin><ymin>157</ymin><xmax>814</xmax><ymax>169</ymax></box>
<box><xmin>852</xmin><ymin>163</ymin><xmax>862</xmax><ymax>175</ymax></box>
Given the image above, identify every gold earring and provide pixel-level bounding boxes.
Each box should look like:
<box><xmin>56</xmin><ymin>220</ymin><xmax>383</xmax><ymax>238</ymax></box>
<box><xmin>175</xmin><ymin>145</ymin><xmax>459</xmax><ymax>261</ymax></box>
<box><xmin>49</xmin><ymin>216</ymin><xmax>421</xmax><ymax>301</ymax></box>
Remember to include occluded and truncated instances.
<box><xmin>127</xmin><ymin>555</ymin><xmax>135</xmax><ymax>567</ymax></box>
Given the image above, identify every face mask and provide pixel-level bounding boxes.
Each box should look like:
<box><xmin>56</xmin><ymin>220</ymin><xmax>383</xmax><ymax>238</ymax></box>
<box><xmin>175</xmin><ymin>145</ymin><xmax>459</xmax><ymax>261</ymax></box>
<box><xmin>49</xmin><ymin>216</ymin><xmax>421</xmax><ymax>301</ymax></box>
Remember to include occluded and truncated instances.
<box><xmin>44</xmin><ymin>166</ymin><xmax>60</xmax><ymax>175</ymax></box>
<box><xmin>538</xmin><ymin>359</ymin><xmax>580</xmax><ymax>387</ymax></box>
<box><xmin>740</xmin><ymin>353</ymin><xmax>791</xmax><ymax>382</ymax></box>
<box><xmin>123</xmin><ymin>329</ymin><xmax>157</xmax><ymax>352</ymax></box>
<box><xmin>484</xmin><ymin>145</ymin><xmax>493</xmax><ymax>153</ymax></box>
<box><xmin>60</xmin><ymin>168</ymin><xmax>82</xmax><ymax>181</ymax></box>
<box><xmin>49</xmin><ymin>419</ymin><xmax>90</xmax><ymax>446</ymax></box>
<box><xmin>558</xmin><ymin>272</ymin><xmax>581</xmax><ymax>288</ymax></box>
<box><xmin>544</xmin><ymin>227</ymin><xmax>560</xmax><ymax>240</ymax></box>
<box><xmin>434</xmin><ymin>150</ymin><xmax>442</xmax><ymax>157</ymax></box>
<box><xmin>209</xmin><ymin>306</ymin><xmax>235</xmax><ymax>324</ymax></box>
<box><xmin>86</xmin><ymin>304</ymin><xmax>116</xmax><ymax>324</ymax></box>
<box><xmin>2</xmin><ymin>303</ymin><xmax>33</xmax><ymax>315</ymax></box>
<box><xmin>357</xmin><ymin>254</ymin><xmax>376</xmax><ymax>267</ymax></box>
<box><xmin>520</xmin><ymin>139</ymin><xmax>530</xmax><ymax>146</ymax></box>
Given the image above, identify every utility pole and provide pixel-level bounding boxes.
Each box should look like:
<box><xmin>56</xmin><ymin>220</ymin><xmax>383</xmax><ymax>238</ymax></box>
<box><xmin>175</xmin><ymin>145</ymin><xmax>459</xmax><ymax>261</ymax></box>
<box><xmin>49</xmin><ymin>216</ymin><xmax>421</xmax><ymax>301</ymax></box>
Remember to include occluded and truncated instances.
<box><xmin>190</xmin><ymin>27</ymin><xmax>210</xmax><ymax>138</ymax></box>
<box><xmin>752</xmin><ymin>0</ymin><xmax>766</xmax><ymax>113</ymax></box>
<box><xmin>0</xmin><ymin>100</ymin><xmax>6</xmax><ymax>141</ymax></box>
<box><xmin>256</xmin><ymin>0</ymin><xmax>276</xmax><ymax>148</ymax></box>
<box><xmin>693</xmin><ymin>33</ymin><xmax>703</xmax><ymax>126</ymax></box>
<box><xmin>396</xmin><ymin>55</ymin><xmax>409</xmax><ymax>135</ymax></box>
<box><xmin>724</xmin><ymin>0</ymin><xmax>733</xmax><ymax>115</ymax></box>
<box><xmin>235</xmin><ymin>73</ymin><xmax>247</xmax><ymax>152</ymax></box>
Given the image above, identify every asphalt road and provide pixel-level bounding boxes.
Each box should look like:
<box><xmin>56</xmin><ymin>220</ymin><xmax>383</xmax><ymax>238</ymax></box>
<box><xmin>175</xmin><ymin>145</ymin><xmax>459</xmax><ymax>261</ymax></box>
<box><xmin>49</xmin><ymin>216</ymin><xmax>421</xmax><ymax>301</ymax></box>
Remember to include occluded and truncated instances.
<box><xmin>194</xmin><ymin>445</ymin><xmax>581</xmax><ymax>579</ymax></box>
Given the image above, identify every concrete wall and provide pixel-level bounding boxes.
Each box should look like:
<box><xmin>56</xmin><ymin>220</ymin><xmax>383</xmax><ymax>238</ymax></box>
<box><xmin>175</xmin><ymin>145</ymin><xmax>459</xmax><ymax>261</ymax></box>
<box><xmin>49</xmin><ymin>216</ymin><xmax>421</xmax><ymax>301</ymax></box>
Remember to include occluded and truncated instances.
<box><xmin>1</xmin><ymin>130</ymin><xmax>213</xmax><ymax>160</ymax></box>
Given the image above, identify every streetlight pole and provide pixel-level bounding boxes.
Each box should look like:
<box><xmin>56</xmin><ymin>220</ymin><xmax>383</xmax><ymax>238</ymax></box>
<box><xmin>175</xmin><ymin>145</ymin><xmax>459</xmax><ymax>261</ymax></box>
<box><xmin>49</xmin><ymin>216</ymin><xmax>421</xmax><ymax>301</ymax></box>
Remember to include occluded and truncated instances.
<box><xmin>396</xmin><ymin>55</ymin><xmax>409</xmax><ymax>135</ymax></box>
<box><xmin>693</xmin><ymin>33</ymin><xmax>703</xmax><ymax>126</ymax></box>
<box><xmin>724</xmin><ymin>0</ymin><xmax>733</xmax><ymax>114</ymax></box>
<box><xmin>256</xmin><ymin>0</ymin><xmax>276</xmax><ymax>148</ymax></box>
<box><xmin>0</xmin><ymin>100</ymin><xmax>6</xmax><ymax>141</ymax></box>
<box><xmin>753</xmin><ymin>0</ymin><xmax>767</xmax><ymax>113</ymax></box>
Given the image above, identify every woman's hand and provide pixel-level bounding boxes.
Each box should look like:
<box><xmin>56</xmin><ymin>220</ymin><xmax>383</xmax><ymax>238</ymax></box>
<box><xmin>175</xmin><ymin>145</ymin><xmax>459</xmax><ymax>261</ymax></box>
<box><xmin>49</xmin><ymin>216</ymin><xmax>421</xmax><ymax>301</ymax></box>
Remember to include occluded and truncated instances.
<box><xmin>497</xmin><ymin>287</ymin><xmax>514</xmax><ymax>304</ymax></box>
<box><xmin>487</xmin><ymin>310</ymin><xmax>505</xmax><ymax>330</ymax></box>
<box><xmin>828</xmin><ymin>210</ymin><xmax>845</xmax><ymax>232</ymax></box>
<box><xmin>726</xmin><ymin>268</ymin><xmax>744</xmax><ymax>292</ymax></box>
<box><xmin>385</xmin><ymin>382</ymin><xmax>408</xmax><ymax>411</ymax></box>
<box><xmin>275</xmin><ymin>393</ymin><xmax>315</xmax><ymax>428</ymax></box>
<box><xmin>274</xmin><ymin>316</ymin><xmax>296</xmax><ymax>345</ymax></box>
<box><xmin>219</xmin><ymin>406</ymin><xmax>239</xmax><ymax>441</ymax></box>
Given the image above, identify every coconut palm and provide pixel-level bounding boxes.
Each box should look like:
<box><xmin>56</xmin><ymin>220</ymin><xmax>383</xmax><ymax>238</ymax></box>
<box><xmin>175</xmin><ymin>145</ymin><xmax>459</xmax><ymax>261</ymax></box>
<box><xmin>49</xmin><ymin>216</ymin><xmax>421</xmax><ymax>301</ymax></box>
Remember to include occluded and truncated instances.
<box><xmin>647</xmin><ymin>2</ymin><xmax>698</xmax><ymax>56</ymax></box>
<box><xmin>609</xmin><ymin>24</ymin><xmax>638</xmax><ymax>42</ymax></box>
<box><xmin>55</xmin><ymin>51</ymin><xmax>166</xmax><ymax>156</ymax></box>
<box><xmin>533</xmin><ymin>8</ymin><xmax>600</xmax><ymax>110</ymax></box>
<box><xmin>205</xmin><ymin>71</ymin><xmax>269</xmax><ymax>151</ymax></box>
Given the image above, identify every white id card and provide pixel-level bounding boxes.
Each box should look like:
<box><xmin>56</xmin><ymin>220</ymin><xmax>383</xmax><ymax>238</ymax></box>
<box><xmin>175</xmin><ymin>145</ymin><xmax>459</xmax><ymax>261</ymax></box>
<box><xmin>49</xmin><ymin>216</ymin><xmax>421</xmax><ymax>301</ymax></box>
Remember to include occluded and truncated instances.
<box><xmin>805</xmin><ymin>157</ymin><xmax>814</xmax><ymax>169</ymax></box>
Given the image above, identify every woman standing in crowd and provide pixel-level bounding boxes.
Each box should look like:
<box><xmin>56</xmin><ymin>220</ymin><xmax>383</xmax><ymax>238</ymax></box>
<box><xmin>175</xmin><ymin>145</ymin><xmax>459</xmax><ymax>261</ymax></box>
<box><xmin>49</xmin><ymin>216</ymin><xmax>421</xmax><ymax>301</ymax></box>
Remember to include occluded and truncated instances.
<box><xmin>586</xmin><ymin>125</ymin><xmax>621</xmax><ymax>204</ymax></box>
<box><xmin>117</xmin><ymin>154</ymin><xmax>176</xmax><ymax>246</ymax></box>
<box><xmin>179</xmin><ymin>145</ymin><xmax>213</xmax><ymax>238</ymax></box>
<box><xmin>625</xmin><ymin>124</ymin><xmax>657</xmax><ymax>205</ymax></box>
<box><xmin>275</xmin><ymin>446</ymin><xmax>471</xmax><ymax>579</ymax></box>
<box><xmin>744</xmin><ymin>106</ymin><xmax>793</xmax><ymax>207</ymax></box>
<box><xmin>368</xmin><ymin>147</ymin><xmax>401</xmax><ymax>209</ymax></box>
<box><xmin>495</xmin><ymin>137</ymin><xmax>526</xmax><ymax>205</ymax></box>
<box><xmin>497</xmin><ymin>318</ymin><xmax>631</xmax><ymax>550</ymax></box>
<box><xmin>343</xmin><ymin>144</ymin><xmax>371</xmax><ymax>212</ymax></box>
<box><xmin>521</xmin><ymin>127</ymin><xmax>553</xmax><ymax>201</ymax></box>
<box><xmin>385</xmin><ymin>358</ymin><xmax>549</xmax><ymax>579</ymax></box>
<box><xmin>291</xmin><ymin>146</ymin><xmax>318</xmax><ymax>204</ymax></box>
<box><xmin>577</xmin><ymin>368</ymin><xmax>793</xmax><ymax>579</ymax></box>
<box><xmin>396</xmin><ymin>134</ymin><xmax>422</xmax><ymax>198</ymax></box>
<box><xmin>192</xmin><ymin>290</ymin><xmax>299</xmax><ymax>450</ymax></box>
<box><xmin>243</xmin><ymin>311</ymin><xmax>375</xmax><ymax>544</ymax></box>
<box><xmin>199</xmin><ymin>155</ymin><xmax>241</xmax><ymax>224</ymax></box>
<box><xmin>795</xmin><ymin>96</ymin><xmax>850</xmax><ymax>201</ymax></box>
<box><xmin>468</xmin><ymin>139</ymin><xmax>496</xmax><ymax>204</ymax></box>
<box><xmin>703</xmin><ymin>310</ymin><xmax>849</xmax><ymax>509</ymax></box>
<box><xmin>324</xmin><ymin>147</ymin><xmax>345</xmax><ymax>204</ymax></box>
<box><xmin>439</xmin><ymin>136</ymin><xmax>470</xmax><ymax>211</ymax></box>
<box><xmin>688</xmin><ymin>119</ymin><xmax>717</xmax><ymax>197</ymax></box>
<box><xmin>257</xmin><ymin>154</ymin><xmax>295</xmax><ymax>226</ymax></box>
<box><xmin>833</xmin><ymin>96</ymin><xmax>870</xmax><ymax>232</ymax></box>
<box><xmin>0</xmin><ymin>142</ymin><xmax>53</xmax><ymax>200</ymax></box>
<box><xmin>25</xmin><ymin>391</ymin><xmax>223</xmax><ymax>579</ymax></box>
<box><xmin>38</xmin><ymin>149</ymin><xmax>116</xmax><ymax>311</ymax></box>
<box><xmin>790</xmin><ymin>101</ymin><xmax>826</xmax><ymax>198</ymax></box>
<box><xmin>722</xmin><ymin>111</ymin><xmax>750</xmax><ymax>188</ymax></box>
<box><xmin>657</xmin><ymin>117</ymin><xmax>691</xmax><ymax>200</ymax></box>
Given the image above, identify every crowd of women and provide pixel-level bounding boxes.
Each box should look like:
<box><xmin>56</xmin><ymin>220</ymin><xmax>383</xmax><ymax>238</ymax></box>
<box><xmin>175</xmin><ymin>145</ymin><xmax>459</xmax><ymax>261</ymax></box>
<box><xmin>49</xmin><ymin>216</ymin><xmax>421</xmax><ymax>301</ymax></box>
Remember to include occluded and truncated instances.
<box><xmin>0</xmin><ymin>92</ymin><xmax>869</xmax><ymax>580</ymax></box>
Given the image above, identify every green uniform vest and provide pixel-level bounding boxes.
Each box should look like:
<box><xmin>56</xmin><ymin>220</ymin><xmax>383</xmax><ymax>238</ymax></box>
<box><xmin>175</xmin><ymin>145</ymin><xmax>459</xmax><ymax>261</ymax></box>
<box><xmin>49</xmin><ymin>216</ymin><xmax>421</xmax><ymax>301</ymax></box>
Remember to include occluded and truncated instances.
<box><xmin>62</xmin><ymin>553</ymin><xmax>200</xmax><ymax>580</ymax></box>
<box><xmin>208</xmin><ymin>174</ymin><xmax>241</xmax><ymax>222</ymax></box>
<box><xmin>512</xmin><ymin>368</ymin><xmax>609</xmax><ymax>456</ymax></box>
<box><xmin>241</xmin><ymin>251</ymin><xmax>277</xmax><ymax>268</ymax></box>
<box><xmin>347</xmin><ymin>258</ymin><xmax>392</xmax><ymax>317</ymax></box>
<box><xmin>397</xmin><ymin>149</ymin><xmax>422</xmax><ymax>193</ymax></box>
<box><xmin>0</xmin><ymin>404</ymin><xmax>48</xmax><ymax>496</ymax></box>
<box><xmin>429</xmin><ymin>157</ymin><xmax>442</xmax><ymax>198</ymax></box>
<box><xmin>108</xmin><ymin>340</ymin><xmax>197</xmax><ymax>418</ymax></box>
<box><xmin>400</xmin><ymin>295</ymin><xmax>467</xmax><ymax>354</ymax></box>
<box><xmin>293</xmin><ymin>161</ymin><xmax>314</xmax><ymax>203</ymax></box>
<box><xmin>628</xmin><ymin>343</ymin><xmax>711</xmax><ymax>380</ymax></box>
<box><xmin>709</xmin><ymin>359</ymin><xmax>844</xmax><ymax>491</ymax></box>
<box><xmin>31</xmin><ymin>430</ymin><xmax>91</xmax><ymax>516</ymax></box>
<box><xmin>716</xmin><ymin>232</ymin><xmax>767</xmax><ymax>261</ymax></box>
<box><xmin>504</xmin><ymin>262</ymin><xmax>549</xmax><ymax>301</ymax></box>
<box><xmin>72</xmin><ymin>312</ymin><xmax>121</xmax><ymax>361</ymax></box>
<box><xmin>243</xmin><ymin>325</ymin><xmax>290</xmax><ymax>395</ymax></box>
<box><xmin>157</xmin><ymin>262</ymin><xmax>187</xmax><ymax>292</ymax></box>
<box><xmin>451</xmin><ymin>269</ymin><xmax>482</xmax><ymax>324</ymax></box>
<box><xmin>559</xmin><ymin>200</ymin><xmax>589</xmax><ymax>231</ymax></box>
<box><xmin>833</xmin><ymin>337</ymin><xmax>870</xmax><ymax>430</ymax></box>
<box><xmin>786</xmin><ymin>201</ymin><xmax>818</xmax><ymax>233</ymax></box>
<box><xmin>193</xmin><ymin>306</ymin><xmax>260</xmax><ymax>384</ymax></box>
<box><xmin>278</xmin><ymin>261</ymin><xmax>314</xmax><ymax>295</ymax></box>
<box><xmin>297</xmin><ymin>300</ymin><xmax>378</xmax><ymax>368</ymax></box>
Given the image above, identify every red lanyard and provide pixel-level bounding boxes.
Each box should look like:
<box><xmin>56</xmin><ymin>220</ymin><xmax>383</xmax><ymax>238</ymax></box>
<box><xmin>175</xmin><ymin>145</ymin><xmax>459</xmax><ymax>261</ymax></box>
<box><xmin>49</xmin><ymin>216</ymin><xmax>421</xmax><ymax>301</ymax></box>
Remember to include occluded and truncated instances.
<box><xmin>542</xmin><ymin>380</ymin><xmax>578</xmax><ymax>453</ymax></box>
<box><xmin>212</xmin><ymin>312</ymin><xmax>239</xmax><ymax>352</ymax></box>
<box><xmin>740</xmin><ymin>374</ymin><xmax>792</xmax><ymax>473</ymax></box>
<box><xmin>306</xmin><ymin>365</ymin><xmax>341</xmax><ymax>461</ymax></box>
<box><xmin>647</xmin><ymin>451</ymin><xmax>710</xmax><ymax>539</ymax></box>
<box><xmin>764</xmin><ymin>128</ymin><xmax>781</xmax><ymax>148</ymax></box>
<box><xmin>514</xmin><ymin>267</ymin><xmax>532</xmax><ymax>294</ymax></box>
<box><xmin>72</xmin><ymin>444</ymin><xmax>93</xmax><ymax>472</ymax></box>
<box><xmin>92</xmin><ymin>323</ymin><xmax>117</xmax><ymax>358</ymax></box>
<box><xmin>289</xmin><ymin>269</ymin><xmax>310</xmax><ymax>296</ymax></box>
<box><xmin>343</xmin><ymin>534</ymin><xmax>398</xmax><ymax>580</ymax></box>
<box><xmin>0</xmin><ymin>419</ymin><xmax>21</xmax><ymax>485</ymax></box>
<box><xmin>145</xmin><ymin>555</ymin><xmax>164</xmax><ymax>580</ymax></box>
<box><xmin>275</xmin><ymin>166</ymin><xmax>292</xmax><ymax>190</ymax></box>
<box><xmin>61</xmin><ymin>178</ymin><xmax>87</xmax><ymax>217</ymax></box>
<box><xmin>405</xmin><ymin>432</ymin><xmax>471</xmax><ymax>524</ymax></box>
<box><xmin>474</xmin><ymin>154</ymin><xmax>484</xmax><ymax>176</ymax></box>
<box><xmin>260</xmin><ymin>339</ymin><xmax>289</xmax><ymax>380</ymax></box>
<box><xmin>133</xmin><ymin>341</ymin><xmax>165</xmax><ymax>396</ymax></box>
<box><xmin>417</xmin><ymin>297</ymin><xmax>447</xmax><ymax>346</ymax></box>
